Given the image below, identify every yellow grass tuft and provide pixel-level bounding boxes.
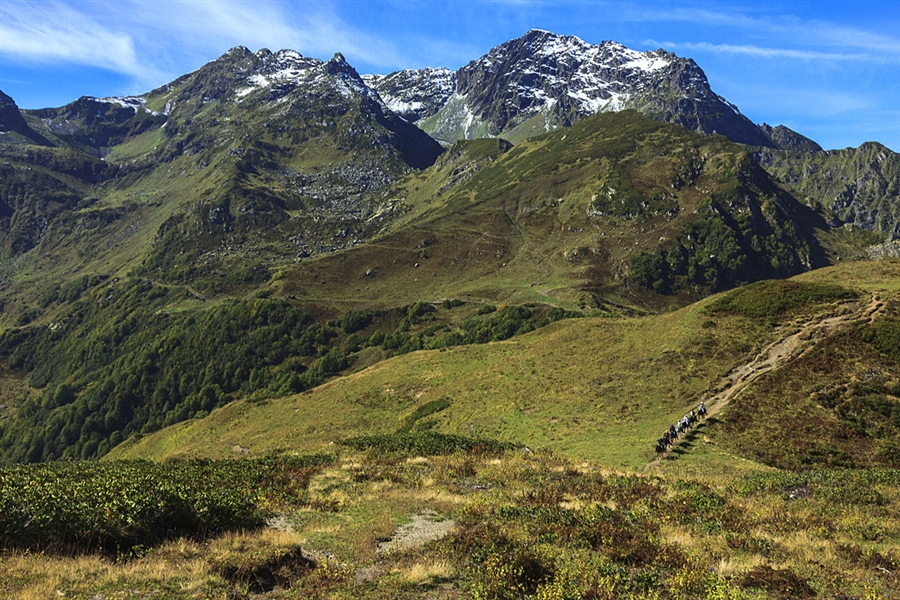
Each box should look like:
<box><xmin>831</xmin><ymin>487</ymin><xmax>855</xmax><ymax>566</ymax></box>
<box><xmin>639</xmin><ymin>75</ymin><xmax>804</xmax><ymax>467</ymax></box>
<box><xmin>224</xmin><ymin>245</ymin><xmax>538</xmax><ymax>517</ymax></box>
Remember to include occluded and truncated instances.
<box><xmin>393</xmin><ymin>559</ymin><xmax>455</xmax><ymax>585</ymax></box>
<box><xmin>714</xmin><ymin>554</ymin><xmax>767</xmax><ymax>578</ymax></box>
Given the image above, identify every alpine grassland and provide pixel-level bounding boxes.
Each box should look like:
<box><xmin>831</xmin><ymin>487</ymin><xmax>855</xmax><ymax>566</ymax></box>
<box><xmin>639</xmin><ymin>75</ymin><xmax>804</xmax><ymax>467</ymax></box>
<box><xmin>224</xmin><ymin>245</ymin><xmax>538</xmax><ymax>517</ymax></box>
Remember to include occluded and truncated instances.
<box><xmin>28</xmin><ymin>260</ymin><xmax>884</xmax><ymax>599</ymax></box>
<box><xmin>2</xmin><ymin>64</ymin><xmax>899</xmax><ymax>596</ymax></box>
<box><xmin>2</xmin><ymin>448</ymin><xmax>897</xmax><ymax>598</ymax></box>
<box><xmin>1</xmin><ymin>109</ymin><xmax>841</xmax><ymax>465</ymax></box>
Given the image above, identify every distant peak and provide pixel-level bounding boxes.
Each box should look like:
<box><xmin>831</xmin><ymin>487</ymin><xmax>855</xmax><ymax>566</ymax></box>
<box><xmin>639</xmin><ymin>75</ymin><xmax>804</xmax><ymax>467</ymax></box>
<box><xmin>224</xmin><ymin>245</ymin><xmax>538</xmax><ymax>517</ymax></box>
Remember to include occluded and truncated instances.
<box><xmin>518</xmin><ymin>29</ymin><xmax>585</xmax><ymax>47</ymax></box>
<box><xmin>275</xmin><ymin>49</ymin><xmax>304</xmax><ymax>61</ymax></box>
<box><xmin>325</xmin><ymin>52</ymin><xmax>364</xmax><ymax>83</ymax></box>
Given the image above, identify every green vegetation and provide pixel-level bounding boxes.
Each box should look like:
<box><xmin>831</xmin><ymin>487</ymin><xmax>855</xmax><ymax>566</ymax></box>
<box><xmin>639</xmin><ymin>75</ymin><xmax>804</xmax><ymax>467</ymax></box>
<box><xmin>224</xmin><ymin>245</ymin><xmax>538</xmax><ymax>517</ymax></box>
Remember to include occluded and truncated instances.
<box><xmin>0</xmin><ymin>455</ymin><xmax>330</xmax><ymax>555</ymax></box>
<box><xmin>758</xmin><ymin>142</ymin><xmax>900</xmax><ymax>240</ymax></box>
<box><xmin>2</xmin><ymin>449</ymin><xmax>897</xmax><ymax>598</ymax></box>
<box><xmin>628</xmin><ymin>159</ymin><xmax>826</xmax><ymax>295</ymax></box>
<box><xmin>337</xmin><ymin>432</ymin><xmax>514</xmax><ymax>455</ymax></box>
<box><xmin>0</xmin><ymin>282</ymin><xmax>341</xmax><ymax>462</ymax></box>
<box><xmin>712</xmin><ymin>294</ymin><xmax>900</xmax><ymax>471</ymax></box>
<box><xmin>397</xmin><ymin>398</ymin><xmax>451</xmax><ymax>432</ymax></box>
<box><xmin>707</xmin><ymin>279</ymin><xmax>858</xmax><ymax>321</ymax></box>
<box><xmin>112</xmin><ymin>263</ymin><xmax>895</xmax><ymax>469</ymax></box>
<box><xmin>0</xmin><ymin>273</ymin><xmax>579</xmax><ymax>462</ymax></box>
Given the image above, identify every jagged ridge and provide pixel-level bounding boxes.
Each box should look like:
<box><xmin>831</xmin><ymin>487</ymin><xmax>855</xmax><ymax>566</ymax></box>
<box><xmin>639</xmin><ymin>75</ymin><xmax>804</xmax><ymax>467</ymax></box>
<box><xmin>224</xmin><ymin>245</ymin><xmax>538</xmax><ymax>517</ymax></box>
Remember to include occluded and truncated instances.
<box><xmin>367</xmin><ymin>29</ymin><xmax>772</xmax><ymax>146</ymax></box>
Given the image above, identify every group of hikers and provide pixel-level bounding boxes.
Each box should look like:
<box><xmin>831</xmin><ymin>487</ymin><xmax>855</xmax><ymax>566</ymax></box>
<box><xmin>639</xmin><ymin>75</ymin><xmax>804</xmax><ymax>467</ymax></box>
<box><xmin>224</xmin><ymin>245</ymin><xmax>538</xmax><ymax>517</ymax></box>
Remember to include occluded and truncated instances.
<box><xmin>654</xmin><ymin>401</ymin><xmax>707</xmax><ymax>455</ymax></box>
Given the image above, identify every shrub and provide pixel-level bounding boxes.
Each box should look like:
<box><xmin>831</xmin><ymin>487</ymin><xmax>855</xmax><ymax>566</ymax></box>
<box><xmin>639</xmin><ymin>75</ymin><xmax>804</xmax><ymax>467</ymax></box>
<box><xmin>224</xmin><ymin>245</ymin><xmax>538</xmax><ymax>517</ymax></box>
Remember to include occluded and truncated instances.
<box><xmin>0</xmin><ymin>455</ymin><xmax>331</xmax><ymax>555</ymax></box>
<box><xmin>337</xmin><ymin>432</ymin><xmax>514</xmax><ymax>456</ymax></box>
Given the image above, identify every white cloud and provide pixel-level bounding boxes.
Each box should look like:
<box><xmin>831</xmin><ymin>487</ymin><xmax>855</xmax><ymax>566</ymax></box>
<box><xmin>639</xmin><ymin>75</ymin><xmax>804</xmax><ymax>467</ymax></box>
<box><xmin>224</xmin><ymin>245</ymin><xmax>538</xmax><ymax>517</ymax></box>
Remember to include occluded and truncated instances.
<box><xmin>651</xmin><ymin>41</ymin><xmax>878</xmax><ymax>63</ymax></box>
<box><xmin>0</xmin><ymin>1</ymin><xmax>146</xmax><ymax>75</ymax></box>
<box><xmin>630</xmin><ymin>5</ymin><xmax>899</xmax><ymax>61</ymax></box>
<box><xmin>0</xmin><ymin>0</ymin><xmax>413</xmax><ymax>86</ymax></box>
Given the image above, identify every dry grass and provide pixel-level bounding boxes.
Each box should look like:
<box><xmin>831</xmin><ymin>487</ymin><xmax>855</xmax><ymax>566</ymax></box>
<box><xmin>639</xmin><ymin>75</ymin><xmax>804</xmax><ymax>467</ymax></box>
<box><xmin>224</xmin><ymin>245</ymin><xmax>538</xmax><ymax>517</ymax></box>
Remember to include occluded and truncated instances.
<box><xmin>0</xmin><ymin>545</ymin><xmax>215</xmax><ymax>600</ymax></box>
<box><xmin>393</xmin><ymin>559</ymin><xmax>455</xmax><ymax>585</ymax></box>
<box><xmin>2</xmin><ymin>448</ymin><xmax>899</xmax><ymax>598</ymax></box>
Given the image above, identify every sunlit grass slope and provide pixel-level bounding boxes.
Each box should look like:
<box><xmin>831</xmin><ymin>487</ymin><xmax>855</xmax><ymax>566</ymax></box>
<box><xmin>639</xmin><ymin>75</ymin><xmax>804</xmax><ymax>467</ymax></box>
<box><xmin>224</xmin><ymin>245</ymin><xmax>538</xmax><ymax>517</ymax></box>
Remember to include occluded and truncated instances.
<box><xmin>278</xmin><ymin>109</ymin><xmax>835</xmax><ymax>315</ymax></box>
<box><xmin>111</xmin><ymin>301</ymin><xmax>736</xmax><ymax>469</ymax></box>
<box><xmin>111</xmin><ymin>261</ymin><xmax>900</xmax><ymax>470</ymax></box>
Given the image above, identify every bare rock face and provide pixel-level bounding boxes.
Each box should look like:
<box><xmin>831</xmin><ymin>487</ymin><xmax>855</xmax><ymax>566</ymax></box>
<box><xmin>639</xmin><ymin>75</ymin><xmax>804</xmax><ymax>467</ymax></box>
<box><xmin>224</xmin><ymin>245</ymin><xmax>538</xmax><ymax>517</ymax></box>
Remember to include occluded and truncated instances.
<box><xmin>755</xmin><ymin>142</ymin><xmax>900</xmax><ymax>240</ymax></box>
<box><xmin>366</xmin><ymin>29</ymin><xmax>772</xmax><ymax>146</ymax></box>
<box><xmin>760</xmin><ymin>124</ymin><xmax>823</xmax><ymax>153</ymax></box>
<box><xmin>0</xmin><ymin>90</ymin><xmax>51</xmax><ymax>145</ymax></box>
<box><xmin>362</xmin><ymin>68</ymin><xmax>456</xmax><ymax>122</ymax></box>
<box><xmin>0</xmin><ymin>90</ymin><xmax>30</xmax><ymax>134</ymax></box>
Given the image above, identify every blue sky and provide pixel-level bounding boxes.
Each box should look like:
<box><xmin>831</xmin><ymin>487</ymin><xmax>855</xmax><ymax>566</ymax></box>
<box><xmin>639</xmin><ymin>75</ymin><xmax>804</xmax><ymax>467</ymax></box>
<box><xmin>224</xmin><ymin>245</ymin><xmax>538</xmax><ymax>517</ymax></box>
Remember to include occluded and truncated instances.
<box><xmin>1</xmin><ymin>0</ymin><xmax>898</xmax><ymax>151</ymax></box>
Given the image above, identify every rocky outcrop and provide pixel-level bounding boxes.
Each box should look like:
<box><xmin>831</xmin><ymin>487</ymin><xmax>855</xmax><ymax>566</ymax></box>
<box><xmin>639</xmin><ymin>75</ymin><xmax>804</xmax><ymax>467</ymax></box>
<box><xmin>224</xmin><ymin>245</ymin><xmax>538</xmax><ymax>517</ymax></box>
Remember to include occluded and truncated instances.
<box><xmin>760</xmin><ymin>124</ymin><xmax>823</xmax><ymax>153</ymax></box>
<box><xmin>366</xmin><ymin>29</ymin><xmax>772</xmax><ymax>146</ymax></box>
<box><xmin>755</xmin><ymin>142</ymin><xmax>900</xmax><ymax>239</ymax></box>
<box><xmin>362</xmin><ymin>68</ymin><xmax>456</xmax><ymax>122</ymax></box>
<box><xmin>0</xmin><ymin>90</ymin><xmax>51</xmax><ymax>145</ymax></box>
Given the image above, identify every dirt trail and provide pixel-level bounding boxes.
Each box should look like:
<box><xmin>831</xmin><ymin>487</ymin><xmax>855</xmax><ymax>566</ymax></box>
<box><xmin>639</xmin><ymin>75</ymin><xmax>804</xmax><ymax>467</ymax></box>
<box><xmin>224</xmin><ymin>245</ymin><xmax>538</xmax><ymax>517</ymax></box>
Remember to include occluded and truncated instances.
<box><xmin>644</xmin><ymin>292</ymin><xmax>885</xmax><ymax>473</ymax></box>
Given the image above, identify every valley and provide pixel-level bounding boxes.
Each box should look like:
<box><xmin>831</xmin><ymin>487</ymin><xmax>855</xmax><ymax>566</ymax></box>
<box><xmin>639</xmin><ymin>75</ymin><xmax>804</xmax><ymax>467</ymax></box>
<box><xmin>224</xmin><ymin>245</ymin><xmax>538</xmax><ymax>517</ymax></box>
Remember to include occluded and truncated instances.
<box><xmin>0</xmin><ymin>28</ymin><xmax>898</xmax><ymax>599</ymax></box>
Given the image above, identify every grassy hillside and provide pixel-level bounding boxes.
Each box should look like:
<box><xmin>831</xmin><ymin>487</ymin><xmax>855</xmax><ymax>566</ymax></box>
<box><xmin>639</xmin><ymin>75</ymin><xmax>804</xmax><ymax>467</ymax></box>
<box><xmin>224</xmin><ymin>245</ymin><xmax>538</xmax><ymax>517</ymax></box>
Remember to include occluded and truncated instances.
<box><xmin>4</xmin><ymin>261</ymin><xmax>899</xmax><ymax>598</ymax></box>
<box><xmin>5</xmin><ymin>444</ymin><xmax>898</xmax><ymax>599</ymax></box>
<box><xmin>0</xmin><ymin>278</ymin><xmax>578</xmax><ymax>463</ymax></box>
<box><xmin>274</xmin><ymin>110</ymin><xmax>832</xmax><ymax>319</ymax></box>
<box><xmin>111</xmin><ymin>260</ymin><xmax>900</xmax><ymax>473</ymax></box>
<box><xmin>1</xmin><ymin>110</ymin><xmax>852</xmax><ymax>465</ymax></box>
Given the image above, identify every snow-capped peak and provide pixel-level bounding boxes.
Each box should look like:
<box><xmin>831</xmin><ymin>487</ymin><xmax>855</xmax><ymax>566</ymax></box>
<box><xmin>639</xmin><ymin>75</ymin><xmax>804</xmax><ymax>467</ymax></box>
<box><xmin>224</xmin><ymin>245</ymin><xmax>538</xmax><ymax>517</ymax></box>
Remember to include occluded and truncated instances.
<box><xmin>366</xmin><ymin>29</ymin><xmax>769</xmax><ymax>146</ymax></box>
<box><xmin>362</xmin><ymin>68</ymin><xmax>457</xmax><ymax>122</ymax></box>
<box><xmin>93</xmin><ymin>96</ymin><xmax>157</xmax><ymax>114</ymax></box>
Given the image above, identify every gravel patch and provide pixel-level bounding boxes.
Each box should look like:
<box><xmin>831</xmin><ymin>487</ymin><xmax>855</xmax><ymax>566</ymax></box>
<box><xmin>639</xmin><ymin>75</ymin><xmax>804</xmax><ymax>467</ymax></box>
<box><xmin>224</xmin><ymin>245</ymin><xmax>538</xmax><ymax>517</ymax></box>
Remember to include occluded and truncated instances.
<box><xmin>376</xmin><ymin>511</ymin><xmax>456</xmax><ymax>556</ymax></box>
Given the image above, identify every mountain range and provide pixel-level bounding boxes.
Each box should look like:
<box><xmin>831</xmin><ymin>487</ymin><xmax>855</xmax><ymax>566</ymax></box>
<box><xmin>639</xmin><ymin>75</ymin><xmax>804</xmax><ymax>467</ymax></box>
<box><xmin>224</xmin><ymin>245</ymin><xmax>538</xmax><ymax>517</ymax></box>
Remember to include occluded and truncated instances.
<box><xmin>2</xmin><ymin>29</ymin><xmax>900</xmax><ymax>600</ymax></box>
<box><xmin>0</xmin><ymin>29</ymin><xmax>898</xmax><ymax>464</ymax></box>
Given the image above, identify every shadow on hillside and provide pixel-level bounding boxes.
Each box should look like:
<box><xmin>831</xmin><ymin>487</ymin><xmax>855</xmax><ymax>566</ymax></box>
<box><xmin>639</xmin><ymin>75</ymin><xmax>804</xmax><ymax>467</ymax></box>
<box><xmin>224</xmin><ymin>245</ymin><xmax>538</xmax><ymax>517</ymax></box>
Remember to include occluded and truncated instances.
<box><xmin>665</xmin><ymin>420</ymin><xmax>715</xmax><ymax>459</ymax></box>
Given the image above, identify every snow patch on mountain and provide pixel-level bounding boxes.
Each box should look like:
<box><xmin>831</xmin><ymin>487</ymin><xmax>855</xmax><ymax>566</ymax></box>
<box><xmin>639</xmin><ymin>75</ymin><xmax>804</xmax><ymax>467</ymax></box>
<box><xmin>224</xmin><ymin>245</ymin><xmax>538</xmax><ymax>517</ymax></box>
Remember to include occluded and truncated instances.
<box><xmin>365</xmin><ymin>29</ymin><xmax>771</xmax><ymax>146</ymax></box>
<box><xmin>234</xmin><ymin>50</ymin><xmax>320</xmax><ymax>99</ymax></box>
<box><xmin>362</xmin><ymin>68</ymin><xmax>456</xmax><ymax>122</ymax></box>
<box><xmin>94</xmin><ymin>96</ymin><xmax>158</xmax><ymax>115</ymax></box>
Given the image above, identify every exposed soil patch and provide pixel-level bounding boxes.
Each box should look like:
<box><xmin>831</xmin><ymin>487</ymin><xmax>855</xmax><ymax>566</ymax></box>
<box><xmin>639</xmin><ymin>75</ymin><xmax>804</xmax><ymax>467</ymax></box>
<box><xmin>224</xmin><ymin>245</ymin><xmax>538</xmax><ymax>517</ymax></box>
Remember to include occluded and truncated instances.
<box><xmin>376</xmin><ymin>511</ymin><xmax>456</xmax><ymax>556</ymax></box>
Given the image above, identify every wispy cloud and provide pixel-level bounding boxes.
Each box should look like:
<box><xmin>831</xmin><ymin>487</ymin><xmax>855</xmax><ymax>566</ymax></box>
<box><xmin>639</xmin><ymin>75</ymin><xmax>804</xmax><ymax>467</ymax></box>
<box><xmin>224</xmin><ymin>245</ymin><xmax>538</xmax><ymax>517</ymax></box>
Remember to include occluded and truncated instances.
<box><xmin>119</xmin><ymin>0</ymin><xmax>408</xmax><ymax>68</ymax></box>
<box><xmin>628</xmin><ymin>4</ymin><xmax>899</xmax><ymax>60</ymax></box>
<box><xmin>648</xmin><ymin>41</ymin><xmax>882</xmax><ymax>63</ymax></box>
<box><xmin>0</xmin><ymin>1</ymin><xmax>146</xmax><ymax>75</ymax></box>
<box><xmin>0</xmin><ymin>0</ymin><xmax>413</xmax><ymax>86</ymax></box>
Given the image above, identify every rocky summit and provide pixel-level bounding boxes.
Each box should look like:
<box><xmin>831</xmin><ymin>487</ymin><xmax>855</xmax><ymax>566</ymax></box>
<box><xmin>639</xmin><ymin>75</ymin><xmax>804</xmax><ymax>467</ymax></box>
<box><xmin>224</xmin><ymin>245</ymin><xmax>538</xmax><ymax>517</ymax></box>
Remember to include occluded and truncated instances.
<box><xmin>367</xmin><ymin>29</ymin><xmax>772</xmax><ymax>146</ymax></box>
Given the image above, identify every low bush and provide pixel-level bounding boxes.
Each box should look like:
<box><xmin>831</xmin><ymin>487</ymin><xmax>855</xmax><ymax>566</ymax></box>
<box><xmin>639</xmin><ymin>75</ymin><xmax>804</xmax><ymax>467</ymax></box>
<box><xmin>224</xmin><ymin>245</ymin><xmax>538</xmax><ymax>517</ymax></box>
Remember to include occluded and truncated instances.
<box><xmin>0</xmin><ymin>455</ymin><xmax>331</xmax><ymax>555</ymax></box>
<box><xmin>336</xmin><ymin>432</ymin><xmax>514</xmax><ymax>456</ymax></box>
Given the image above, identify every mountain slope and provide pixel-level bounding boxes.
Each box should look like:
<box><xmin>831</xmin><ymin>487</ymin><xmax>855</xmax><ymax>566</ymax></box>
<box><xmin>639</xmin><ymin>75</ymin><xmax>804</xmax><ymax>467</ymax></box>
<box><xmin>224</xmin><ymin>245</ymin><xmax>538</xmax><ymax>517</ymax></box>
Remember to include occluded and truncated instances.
<box><xmin>0</xmin><ymin>110</ymin><xmax>833</xmax><ymax>463</ymax></box>
<box><xmin>0</xmin><ymin>32</ymin><xmax>895</xmax><ymax>467</ymax></box>
<box><xmin>367</xmin><ymin>29</ymin><xmax>772</xmax><ymax>146</ymax></box>
<box><xmin>109</xmin><ymin>260</ymin><xmax>900</xmax><ymax>472</ymax></box>
<box><xmin>277</xmin><ymin>110</ymin><xmax>828</xmax><ymax>315</ymax></box>
<box><xmin>755</xmin><ymin>142</ymin><xmax>900</xmax><ymax>240</ymax></box>
<box><xmin>0</xmin><ymin>47</ymin><xmax>444</xmax><ymax>300</ymax></box>
<box><xmin>0</xmin><ymin>91</ymin><xmax>51</xmax><ymax>146</ymax></box>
